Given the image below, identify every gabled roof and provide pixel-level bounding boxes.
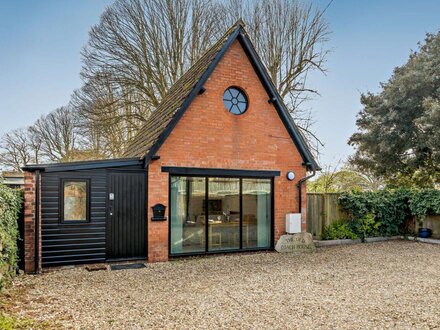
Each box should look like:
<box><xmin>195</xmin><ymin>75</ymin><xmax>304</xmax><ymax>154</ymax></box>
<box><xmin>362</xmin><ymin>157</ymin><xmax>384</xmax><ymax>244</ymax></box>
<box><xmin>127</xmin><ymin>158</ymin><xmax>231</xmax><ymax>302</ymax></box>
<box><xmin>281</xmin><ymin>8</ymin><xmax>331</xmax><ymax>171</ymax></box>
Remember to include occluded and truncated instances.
<box><xmin>123</xmin><ymin>21</ymin><xmax>319</xmax><ymax>171</ymax></box>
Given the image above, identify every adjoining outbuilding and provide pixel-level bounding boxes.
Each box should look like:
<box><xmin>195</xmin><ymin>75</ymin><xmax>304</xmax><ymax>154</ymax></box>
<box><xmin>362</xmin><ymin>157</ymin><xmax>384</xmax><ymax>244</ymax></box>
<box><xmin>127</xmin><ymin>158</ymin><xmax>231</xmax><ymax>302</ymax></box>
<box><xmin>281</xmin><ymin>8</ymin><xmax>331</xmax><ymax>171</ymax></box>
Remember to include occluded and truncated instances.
<box><xmin>22</xmin><ymin>21</ymin><xmax>318</xmax><ymax>273</ymax></box>
<box><xmin>1</xmin><ymin>171</ymin><xmax>24</xmax><ymax>189</ymax></box>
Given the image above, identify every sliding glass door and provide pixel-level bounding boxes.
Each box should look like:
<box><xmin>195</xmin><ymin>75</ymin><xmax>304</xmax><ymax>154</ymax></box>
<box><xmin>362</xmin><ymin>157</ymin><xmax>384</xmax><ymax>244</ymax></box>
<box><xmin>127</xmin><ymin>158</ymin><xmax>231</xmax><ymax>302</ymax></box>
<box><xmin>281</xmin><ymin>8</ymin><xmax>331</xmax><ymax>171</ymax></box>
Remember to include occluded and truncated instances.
<box><xmin>170</xmin><ymin>176</ymin><xmax>206</xmax><ymax>254</ymax></box>
<box><xmin>208</xmin><ymin>178</ymin><xmax>240</xmax><ymax>251</ymax></box>
<box><xmin>242</xmin><ymin>179</ymin><xmax>271</xmax><ymax>249</ymax></box>
<box><xmin>170</xmin><ymin>175</ymin><xmax>273</xmax><ymax>255</ymax></box>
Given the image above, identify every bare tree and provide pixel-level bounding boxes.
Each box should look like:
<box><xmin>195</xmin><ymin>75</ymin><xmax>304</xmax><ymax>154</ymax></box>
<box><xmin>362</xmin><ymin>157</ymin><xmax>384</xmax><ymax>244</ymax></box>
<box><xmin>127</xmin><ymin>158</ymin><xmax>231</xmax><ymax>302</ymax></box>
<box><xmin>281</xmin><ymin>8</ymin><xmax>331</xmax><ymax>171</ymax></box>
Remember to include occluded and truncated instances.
<box><xmin>71</xmin><ymin>75</ymin><xmax>143</xmax><ymax>158</ymax></box>
<box><xmin>28</xmin><ymin>131</ymin><xmax>42</xmax><ymax>166</ymax></box>
<box><xmin>80</xmin><ymin>0</ymin><xmax>220</xmax><ymax>117</ymax></box>
<box><xmin>78</xmin><ymin>0</ymin><xmax>330</xmax><ymax>156</ymax></box>
<box><xmin>76</xmin><ymin>0</ymin><xmax>223</xmax><ymax>156</ymax></box>
<box><xmin>29</xmin><ymin>106</ymin><xmax>82</xmax><ymax>162</ymax></box>
<box><xmin>0</xmin><ymin>128</ymin><xmax>41</xmax><ymax>171</ymax></box>
<box><xmin>219</xmin><ymin>0</ymin><xmax>331</xmax><ymax>148</ymax></box>
<box><xmin>0</xmin><ymin>106</ymin><xmax>105</xmax><ymax>169</ymax></box>
<box><xmin>308</xmin><ymin>160</ymin><xmax>384</xmax><ymax>193</ymax></box>
<box><xmin>222</xmin><ymin>1</ymin><xmax>330</xmax><ymax>103</ymax></box>
<box><xmin>1</xmin><ymin>1</ymin><xmax>330</xmax><ymax>169</ymax></box>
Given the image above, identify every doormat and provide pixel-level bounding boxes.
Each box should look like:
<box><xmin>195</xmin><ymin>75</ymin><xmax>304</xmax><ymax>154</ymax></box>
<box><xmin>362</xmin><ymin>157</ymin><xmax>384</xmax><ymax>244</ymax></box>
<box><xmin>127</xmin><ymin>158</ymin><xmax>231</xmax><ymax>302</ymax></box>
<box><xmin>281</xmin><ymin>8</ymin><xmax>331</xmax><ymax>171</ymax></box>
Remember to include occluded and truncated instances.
<box><xmin>110</xmin><ymin>263</ymin><xmax>146</xmax><ymax>271</ymax></box>
<box><xmin>85</xmin><ymin>264</ymin><xmax>107</xmax><ymax>272</ymax></box>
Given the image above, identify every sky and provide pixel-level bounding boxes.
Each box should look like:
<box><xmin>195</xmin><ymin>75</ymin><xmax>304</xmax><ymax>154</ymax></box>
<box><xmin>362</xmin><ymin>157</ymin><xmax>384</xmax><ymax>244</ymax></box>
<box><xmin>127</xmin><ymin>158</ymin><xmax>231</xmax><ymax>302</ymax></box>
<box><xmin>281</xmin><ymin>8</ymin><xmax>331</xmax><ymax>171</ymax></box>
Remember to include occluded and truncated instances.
<box><xmin>309</xmin><ymin>0</ymin><xmax>440</xmax><ymax>167</ymax></box>
<box><xmin>1</xmin><ymin>0</ymin><xmax>440</xmax><ymax>168</ymax></box>
<box><xmin>0</xmin><ymin>0</ymin><xmax>111</xmax><ymax>132</ymax></box>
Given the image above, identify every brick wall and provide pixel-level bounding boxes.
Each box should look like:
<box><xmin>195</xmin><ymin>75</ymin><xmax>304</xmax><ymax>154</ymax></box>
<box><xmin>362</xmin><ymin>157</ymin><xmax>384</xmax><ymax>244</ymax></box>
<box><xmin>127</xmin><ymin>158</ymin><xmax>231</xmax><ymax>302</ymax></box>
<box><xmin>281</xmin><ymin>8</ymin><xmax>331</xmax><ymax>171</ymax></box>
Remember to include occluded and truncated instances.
<box><xmin>23</xmin><ymin>171</ymin><xmax>41</xmax><ymax>273</ymax></box>
<box><xmin>147</xmin><ymin>40</ymin><xmax>308</xmax><ymax>262</ymax></box>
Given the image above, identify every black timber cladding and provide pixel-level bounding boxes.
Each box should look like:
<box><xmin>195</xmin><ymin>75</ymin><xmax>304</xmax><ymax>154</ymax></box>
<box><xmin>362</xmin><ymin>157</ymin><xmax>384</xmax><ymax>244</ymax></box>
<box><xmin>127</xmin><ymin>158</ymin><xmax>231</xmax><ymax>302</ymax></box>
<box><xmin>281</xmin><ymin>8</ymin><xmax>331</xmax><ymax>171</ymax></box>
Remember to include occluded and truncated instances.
<box><xmin>40</xmin><ymin>164</ymin><xmax>143</xmax><ymax>267</ymax></box>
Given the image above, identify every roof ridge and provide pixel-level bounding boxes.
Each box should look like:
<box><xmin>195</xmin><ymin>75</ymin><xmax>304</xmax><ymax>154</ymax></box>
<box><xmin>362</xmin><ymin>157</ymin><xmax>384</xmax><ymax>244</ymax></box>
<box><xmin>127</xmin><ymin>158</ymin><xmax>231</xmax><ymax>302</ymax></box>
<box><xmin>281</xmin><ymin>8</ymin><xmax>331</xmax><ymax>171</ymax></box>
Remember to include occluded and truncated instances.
<box><xmin>123</xmin><ymin>20</ymin><xmax>318</xmax><ymax>171</ymax></box>
<box><xmin>123</xmin><ymin>23</ymin><xmax>242</xmax><ymax>158</ymax></box>
<box><xmin>162</xmin><ymin>24</ymin><xmax>240</xmax><ymax>98</ymax></box>
<box><xmin>234</xmin><ymin>18</ymin><xmax>246</xmax><ymax>28</ymax></box>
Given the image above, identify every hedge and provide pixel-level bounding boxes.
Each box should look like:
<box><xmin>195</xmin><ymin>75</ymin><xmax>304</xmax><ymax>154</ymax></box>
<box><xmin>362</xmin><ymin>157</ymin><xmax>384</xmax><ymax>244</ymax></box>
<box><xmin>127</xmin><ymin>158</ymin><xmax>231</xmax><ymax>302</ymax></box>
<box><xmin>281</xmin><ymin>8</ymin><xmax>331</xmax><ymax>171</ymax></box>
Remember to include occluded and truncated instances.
<box><xmin>338</xmin><ymin>188</ymin><xmax>440</xmax><ymax>240</ymax></box>
<box><xmin>0</xmin><ymin>184</ymin><xmax>22</xmax><ymax>290</ymax></box>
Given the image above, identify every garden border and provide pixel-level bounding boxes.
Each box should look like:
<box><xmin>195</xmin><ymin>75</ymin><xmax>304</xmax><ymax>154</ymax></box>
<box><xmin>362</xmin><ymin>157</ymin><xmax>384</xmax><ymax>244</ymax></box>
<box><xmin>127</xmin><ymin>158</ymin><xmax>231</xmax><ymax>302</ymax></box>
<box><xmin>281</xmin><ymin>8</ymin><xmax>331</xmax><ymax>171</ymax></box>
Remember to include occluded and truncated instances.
<box><xmin>314</xmin><ymin>236</ymin><xmax>440</xmax><ymax>247</ymax></box>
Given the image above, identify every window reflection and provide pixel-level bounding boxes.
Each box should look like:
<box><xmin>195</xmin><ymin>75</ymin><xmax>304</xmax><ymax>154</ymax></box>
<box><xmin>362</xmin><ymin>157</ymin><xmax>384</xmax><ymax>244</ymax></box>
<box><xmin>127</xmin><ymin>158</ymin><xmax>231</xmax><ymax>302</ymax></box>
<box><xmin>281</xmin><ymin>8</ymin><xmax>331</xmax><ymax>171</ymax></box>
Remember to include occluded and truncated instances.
<box><xmin>170</xmin><ymin>176</ymin><xmax>272</xmax><ymax>255</ymax></box>
<box><xmin>170</xmin><ymin>177</ymin><xmax>206</xmax><ymax>254</ymax></box>
<box><xmin>208</xmin><ymin>178</ymin><xmax>240</xmax><ymax>251</ymax></box>
<box><xmin>242</xmin><ymin>179</ymin><xmax>271</xmax><ymax>248</ymax></box>
<box><xmin>63</xmin><ymin>181</ymin><xmax>88</xmax><ymax>221</ymax></box>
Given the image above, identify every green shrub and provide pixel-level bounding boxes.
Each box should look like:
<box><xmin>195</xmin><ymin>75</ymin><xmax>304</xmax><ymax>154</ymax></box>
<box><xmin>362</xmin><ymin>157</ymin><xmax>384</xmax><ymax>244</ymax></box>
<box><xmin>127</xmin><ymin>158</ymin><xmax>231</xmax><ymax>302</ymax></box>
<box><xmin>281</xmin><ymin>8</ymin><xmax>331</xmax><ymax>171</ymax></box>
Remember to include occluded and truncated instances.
<box><xmin>338</xmin><ymin>188</ymin><xmax>440</xmax><ymax>237</ymax></box>
<box><xmin>0</xmin><ymin>312</ymin><xmax>47</xmax><ymax>330</ymax></box>
<box><xmin>339</xmin><ymin>189</ymin><xmax>411</xmax><ymax>237</ymax></box>
<box><xmin>0</xmin><ymin>184</ymin><xmax>22</xmax><ymax>290</ymax></box>
<box><xmin>409</xmin><ymin>189</ymin><xmax>440</xmax><ymax>224</ymax></box>
<box><xmin>349</xmin><ymin>213</ymin><xmax>381</xmax><ymax>241</ymax></box>
<box><xmin>322</xmin><ymin>220</ymin><xmax>358</xmax><ymax>240</ymax></box>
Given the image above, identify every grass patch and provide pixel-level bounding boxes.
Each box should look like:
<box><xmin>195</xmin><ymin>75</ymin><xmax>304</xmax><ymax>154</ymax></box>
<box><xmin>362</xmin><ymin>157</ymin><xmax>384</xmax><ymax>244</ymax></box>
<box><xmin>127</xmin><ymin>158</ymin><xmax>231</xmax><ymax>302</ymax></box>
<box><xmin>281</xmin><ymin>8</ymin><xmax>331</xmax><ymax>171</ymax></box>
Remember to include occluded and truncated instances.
<box><xmin>0</xmin><ymin>312</ymin><xmax>51</xmax><ymax>330</ymax></box>
<box><xmin>0</xmin><ymin>283</ymin><xmax>55</xmax><ymax>330</ymax></box>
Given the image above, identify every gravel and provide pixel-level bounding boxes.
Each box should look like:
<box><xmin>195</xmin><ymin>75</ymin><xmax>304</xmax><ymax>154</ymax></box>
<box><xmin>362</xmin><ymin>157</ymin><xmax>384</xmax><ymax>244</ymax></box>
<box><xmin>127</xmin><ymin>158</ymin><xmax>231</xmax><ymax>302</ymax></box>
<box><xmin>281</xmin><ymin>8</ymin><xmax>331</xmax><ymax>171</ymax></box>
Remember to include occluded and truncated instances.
<box><xmin>6</xmin><ymin>241</ymin><xmax>440</xmax><ymax>329</ymax></box>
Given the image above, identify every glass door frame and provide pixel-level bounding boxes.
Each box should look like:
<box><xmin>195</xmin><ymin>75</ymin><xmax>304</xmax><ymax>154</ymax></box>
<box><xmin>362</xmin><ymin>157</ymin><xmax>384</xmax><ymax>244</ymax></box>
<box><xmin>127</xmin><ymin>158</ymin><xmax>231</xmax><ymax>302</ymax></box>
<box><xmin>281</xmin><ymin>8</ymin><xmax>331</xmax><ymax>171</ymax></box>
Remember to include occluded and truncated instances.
<box><xmin>167</xmin><ymin>173</ymin><xmax>275</xmax><ymax>257</ymax></box>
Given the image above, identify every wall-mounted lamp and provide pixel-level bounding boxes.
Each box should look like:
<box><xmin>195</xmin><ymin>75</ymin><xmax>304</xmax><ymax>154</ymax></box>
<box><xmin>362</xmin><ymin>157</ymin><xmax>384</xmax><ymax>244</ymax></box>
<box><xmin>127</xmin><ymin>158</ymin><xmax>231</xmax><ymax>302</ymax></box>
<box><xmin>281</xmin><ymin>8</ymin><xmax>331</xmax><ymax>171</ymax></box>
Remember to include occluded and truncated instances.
<box><xmin>286</xmin><ymin>171</ymin><xmax>295</xmax><ymax>181</ymax></box>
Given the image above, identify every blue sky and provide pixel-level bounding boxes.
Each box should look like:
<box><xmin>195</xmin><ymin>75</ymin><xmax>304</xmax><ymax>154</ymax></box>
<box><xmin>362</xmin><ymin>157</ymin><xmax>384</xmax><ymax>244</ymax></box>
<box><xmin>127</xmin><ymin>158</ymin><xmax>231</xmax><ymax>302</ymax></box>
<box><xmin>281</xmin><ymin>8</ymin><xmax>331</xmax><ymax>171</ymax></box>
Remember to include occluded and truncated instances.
<box><xmin>1</xmin><ymin>0</ymin><xmax>439</xmax><ymax>168</ymax></box>
<box><xmin>0</xmin><ymin>0</ymin><xmax>111</xmax><ymax>132</ymax></box>
<box><xmin>310</xmin><ymin>0</ymin><xmax>440</xmax><ymax>167</ymax></box>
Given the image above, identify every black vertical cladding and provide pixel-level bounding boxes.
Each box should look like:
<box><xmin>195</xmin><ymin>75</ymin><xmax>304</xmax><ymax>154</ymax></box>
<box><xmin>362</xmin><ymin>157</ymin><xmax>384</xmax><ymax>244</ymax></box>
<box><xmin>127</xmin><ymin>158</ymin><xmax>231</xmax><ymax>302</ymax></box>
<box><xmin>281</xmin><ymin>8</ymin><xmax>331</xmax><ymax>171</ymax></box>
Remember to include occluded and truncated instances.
<box><xmin>40</xmin><ymin>165</ymin><xmax>145</xmax><ymax>267</ymax></box>
<box><xmin>239</xmin><ymin>178</ymin><xmax>243</xmax><ymax>250</ymax></box>
<box><xmin>106</xmin><ymin>171</ymin><xmax>147</xmax><ymax>260</ymax></box>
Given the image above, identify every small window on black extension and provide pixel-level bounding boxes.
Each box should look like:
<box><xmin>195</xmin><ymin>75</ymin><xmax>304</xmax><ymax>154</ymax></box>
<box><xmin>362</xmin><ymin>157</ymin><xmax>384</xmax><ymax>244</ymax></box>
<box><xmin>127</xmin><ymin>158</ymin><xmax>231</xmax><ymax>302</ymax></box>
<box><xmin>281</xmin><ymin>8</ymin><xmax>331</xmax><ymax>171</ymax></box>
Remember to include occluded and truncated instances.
<box><xmin>62</xmin><ymin>180</ymin><xmax>89</xmax><ymax>222</ymax></box>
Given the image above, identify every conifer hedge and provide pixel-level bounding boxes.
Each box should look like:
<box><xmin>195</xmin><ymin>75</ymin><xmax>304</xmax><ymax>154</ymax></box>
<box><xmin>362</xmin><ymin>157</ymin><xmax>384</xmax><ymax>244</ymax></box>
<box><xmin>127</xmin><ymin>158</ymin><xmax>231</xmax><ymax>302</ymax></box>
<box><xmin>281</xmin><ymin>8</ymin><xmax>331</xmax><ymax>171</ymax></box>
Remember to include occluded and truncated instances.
<box><xmin>0</xmin><ymin>184</ymin><xmax>22</xmax><ymax>290</ymax></box>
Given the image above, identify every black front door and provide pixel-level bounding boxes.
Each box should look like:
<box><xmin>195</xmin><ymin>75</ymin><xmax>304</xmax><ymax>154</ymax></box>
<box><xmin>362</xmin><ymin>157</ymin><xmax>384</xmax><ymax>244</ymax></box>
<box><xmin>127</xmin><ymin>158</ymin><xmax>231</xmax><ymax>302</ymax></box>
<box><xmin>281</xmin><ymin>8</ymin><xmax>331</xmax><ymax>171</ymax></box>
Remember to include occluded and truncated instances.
<box><xmin>106</xmin><ymin>171</ymin><xmax>147</xmax><ymax>260</ymax></box>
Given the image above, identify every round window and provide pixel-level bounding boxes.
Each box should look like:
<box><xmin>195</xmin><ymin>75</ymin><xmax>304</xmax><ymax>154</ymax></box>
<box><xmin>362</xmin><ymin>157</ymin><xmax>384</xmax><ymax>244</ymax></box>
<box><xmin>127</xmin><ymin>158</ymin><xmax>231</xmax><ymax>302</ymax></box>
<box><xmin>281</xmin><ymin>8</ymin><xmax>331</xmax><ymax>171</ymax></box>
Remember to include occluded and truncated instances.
<box><xmin>223</xmin><ymin>87</ymin><xmax>248</xmax><ymax>115</ymax></box>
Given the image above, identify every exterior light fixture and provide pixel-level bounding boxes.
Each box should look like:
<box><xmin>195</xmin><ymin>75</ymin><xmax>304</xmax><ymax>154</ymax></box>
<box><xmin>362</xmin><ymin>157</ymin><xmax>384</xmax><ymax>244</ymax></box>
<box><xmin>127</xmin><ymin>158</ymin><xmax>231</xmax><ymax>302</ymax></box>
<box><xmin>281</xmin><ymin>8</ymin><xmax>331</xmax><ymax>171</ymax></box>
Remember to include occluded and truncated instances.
<box><xmin>286</xmin><ymin>171</ymin><xmax>295</xmax><ymax>181</ymax></box>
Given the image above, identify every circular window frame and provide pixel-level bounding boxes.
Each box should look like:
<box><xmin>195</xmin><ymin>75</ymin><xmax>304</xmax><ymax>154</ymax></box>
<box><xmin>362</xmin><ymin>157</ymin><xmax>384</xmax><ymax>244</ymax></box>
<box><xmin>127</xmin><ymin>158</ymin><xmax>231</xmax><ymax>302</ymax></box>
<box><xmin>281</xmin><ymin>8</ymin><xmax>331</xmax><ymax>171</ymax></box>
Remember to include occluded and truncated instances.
<box><xmin>223</xmin><ymin>86</ymin><xmax>249</xmax><ymax>115</ymax></box>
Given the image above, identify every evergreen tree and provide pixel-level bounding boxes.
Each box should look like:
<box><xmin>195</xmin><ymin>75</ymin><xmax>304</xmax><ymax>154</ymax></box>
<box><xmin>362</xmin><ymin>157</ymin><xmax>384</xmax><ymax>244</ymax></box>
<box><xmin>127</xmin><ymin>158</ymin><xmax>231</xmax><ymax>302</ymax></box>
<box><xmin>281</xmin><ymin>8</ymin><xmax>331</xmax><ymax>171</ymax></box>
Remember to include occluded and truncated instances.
<box><xmin>349</xmin><ymin>32</ymin><xmax>440</xmax><ymax>187</ymax></box>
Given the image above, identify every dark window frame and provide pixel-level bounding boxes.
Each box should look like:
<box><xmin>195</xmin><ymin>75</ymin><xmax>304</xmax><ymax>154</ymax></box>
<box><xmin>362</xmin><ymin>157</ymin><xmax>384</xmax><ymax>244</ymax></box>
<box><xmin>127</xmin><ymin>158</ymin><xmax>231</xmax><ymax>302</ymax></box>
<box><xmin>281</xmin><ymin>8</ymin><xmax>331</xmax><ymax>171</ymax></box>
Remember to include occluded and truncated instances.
<box><xmin>59</xmin><ymin>178</ymin><xmax>91</xmax><ymax>224</ymax></box>
<box><xmin>162</xmin><ymin>166</ymin><xmax>280</xmax><ymax>178</ymax></box>
<box><xmin>223</xmin><ymin>86</ymin><xmax>249</xmax><ymax>115</ymax></box>
<box><xmin>168</xmin><ymin>174</ymin><xmax>274</xmax><ymax>257</ymax></box>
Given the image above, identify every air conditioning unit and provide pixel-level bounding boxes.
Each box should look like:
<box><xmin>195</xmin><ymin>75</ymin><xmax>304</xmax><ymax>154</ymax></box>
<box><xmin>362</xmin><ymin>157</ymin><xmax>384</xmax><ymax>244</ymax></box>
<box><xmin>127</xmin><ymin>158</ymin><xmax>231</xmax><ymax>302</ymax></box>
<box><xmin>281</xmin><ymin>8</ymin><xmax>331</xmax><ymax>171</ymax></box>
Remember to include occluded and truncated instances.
<box><xmin>286</xmin><ymin>213</ymin><xmax>302</xmax><ymax>234</ymax></box>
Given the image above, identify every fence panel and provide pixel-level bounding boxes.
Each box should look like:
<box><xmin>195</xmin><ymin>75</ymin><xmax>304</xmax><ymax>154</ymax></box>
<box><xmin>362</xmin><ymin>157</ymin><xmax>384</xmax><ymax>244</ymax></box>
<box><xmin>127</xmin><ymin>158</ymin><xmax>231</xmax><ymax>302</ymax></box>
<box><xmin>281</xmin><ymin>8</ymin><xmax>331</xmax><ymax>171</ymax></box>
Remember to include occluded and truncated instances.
<box><xmin>306</xmin><ymin>193</ymin><xmax>348</xmax><ymax>239</ymax></box>
<box><xmin>424</xmin><ymin>215</ymin><xmax>440</xmax><ymax>237</ymax></box>
<box><xmin>306</xmin><ymin>194</ymin><xmax>324</xmax><ymax>238</ymax></box>
<box><xmin>307</xmin><ymin>193</ymin><xmax>440</xmax><ymax>238</ymax></box>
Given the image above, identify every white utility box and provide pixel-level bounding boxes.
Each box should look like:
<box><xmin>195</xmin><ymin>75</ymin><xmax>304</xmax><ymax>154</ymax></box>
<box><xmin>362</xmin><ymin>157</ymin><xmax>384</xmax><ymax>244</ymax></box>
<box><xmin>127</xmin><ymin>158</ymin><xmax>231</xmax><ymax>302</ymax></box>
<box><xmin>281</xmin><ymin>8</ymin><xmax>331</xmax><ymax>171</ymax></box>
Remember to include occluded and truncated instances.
<box><xmin>286</xmin><ymin>213</ymin><xmax>302</xmax><ymax>234</ymax></box>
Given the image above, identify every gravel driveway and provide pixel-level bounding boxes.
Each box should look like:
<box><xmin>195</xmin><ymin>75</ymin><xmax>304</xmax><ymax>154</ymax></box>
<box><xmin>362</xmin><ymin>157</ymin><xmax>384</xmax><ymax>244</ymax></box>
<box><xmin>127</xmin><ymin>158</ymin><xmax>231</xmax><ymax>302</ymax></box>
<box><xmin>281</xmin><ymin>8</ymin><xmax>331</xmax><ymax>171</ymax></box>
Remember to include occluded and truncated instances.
<box><xmin>4</xmin><ymin>241</ymin><xmax>440</xmax><ymax>329</ymax></box>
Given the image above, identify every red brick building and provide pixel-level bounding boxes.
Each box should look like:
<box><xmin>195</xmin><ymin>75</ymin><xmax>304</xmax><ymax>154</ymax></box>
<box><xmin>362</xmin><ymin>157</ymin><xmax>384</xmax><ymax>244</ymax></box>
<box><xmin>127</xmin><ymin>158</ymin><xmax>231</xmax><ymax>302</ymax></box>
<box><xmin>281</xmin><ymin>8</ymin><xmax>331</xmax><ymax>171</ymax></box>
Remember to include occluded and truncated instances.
<box><xmin>23</xmin><ymin>22</ymin><xmax>318</xmax><ymax>273</ymax></box>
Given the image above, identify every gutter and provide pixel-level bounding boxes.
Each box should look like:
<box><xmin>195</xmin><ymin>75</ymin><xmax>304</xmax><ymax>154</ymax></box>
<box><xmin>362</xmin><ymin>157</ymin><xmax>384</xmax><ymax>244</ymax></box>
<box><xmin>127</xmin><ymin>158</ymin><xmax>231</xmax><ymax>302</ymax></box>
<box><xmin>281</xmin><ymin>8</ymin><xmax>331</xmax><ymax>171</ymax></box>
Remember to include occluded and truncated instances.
<box><xmin>297</xmin><ymin>165</ymin><xmax>316</xmax><ymax>213</ymax></box>
<box><xmin>22</xmin><ymin>157</ymin><xmax>143</xmax><ymax>173</ymax></box>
